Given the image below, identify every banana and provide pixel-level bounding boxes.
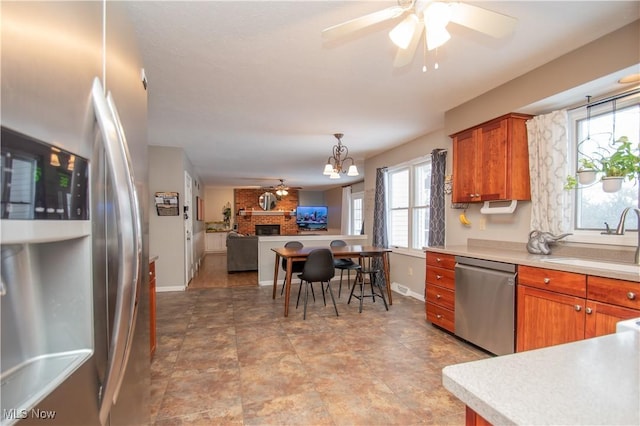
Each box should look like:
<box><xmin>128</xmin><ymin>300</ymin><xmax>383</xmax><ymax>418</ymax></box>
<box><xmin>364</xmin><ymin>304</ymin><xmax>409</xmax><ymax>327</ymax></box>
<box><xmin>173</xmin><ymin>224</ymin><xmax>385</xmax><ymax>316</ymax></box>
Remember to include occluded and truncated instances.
<box><xmin>459</xmin><ymin>212</ymin><xmax>471</xmax><ymax>226</ymax></box>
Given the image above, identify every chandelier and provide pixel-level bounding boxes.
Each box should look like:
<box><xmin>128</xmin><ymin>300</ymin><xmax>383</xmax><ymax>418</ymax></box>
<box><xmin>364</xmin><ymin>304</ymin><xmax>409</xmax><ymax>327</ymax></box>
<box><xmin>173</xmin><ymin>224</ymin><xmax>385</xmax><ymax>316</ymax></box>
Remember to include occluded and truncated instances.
<box><xmin>322</xmin><ymin>133</ymin><xmax>359</xmax><ymax>179</ymax></box>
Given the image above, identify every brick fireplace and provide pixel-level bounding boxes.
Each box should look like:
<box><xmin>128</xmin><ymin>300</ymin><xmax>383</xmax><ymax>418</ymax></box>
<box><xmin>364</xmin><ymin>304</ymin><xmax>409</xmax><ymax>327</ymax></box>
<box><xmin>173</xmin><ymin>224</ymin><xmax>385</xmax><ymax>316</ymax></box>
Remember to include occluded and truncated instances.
<box><xmin>234</xmin><ymin>188</ymin><xmax>299</xmax><ymax>235</ymax></box>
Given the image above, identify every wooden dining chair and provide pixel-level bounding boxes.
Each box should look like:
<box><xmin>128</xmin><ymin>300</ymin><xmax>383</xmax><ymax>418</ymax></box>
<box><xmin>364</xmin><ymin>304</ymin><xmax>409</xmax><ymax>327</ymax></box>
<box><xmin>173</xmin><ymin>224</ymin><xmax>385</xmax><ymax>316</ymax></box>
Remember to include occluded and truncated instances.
<box><xmin>330</xmin><ymin>239</ymin><xmax>361</xmax><ymax>298</ymax></box>
<box><xmin>296</xmin><ymin>248</ymin><xmax>339</xmax><ymax>320</ymax></box>
<box><xmin>348</xmin><ymin>251</ymin><xmax>388</xmax><ymax>313</ymax></box>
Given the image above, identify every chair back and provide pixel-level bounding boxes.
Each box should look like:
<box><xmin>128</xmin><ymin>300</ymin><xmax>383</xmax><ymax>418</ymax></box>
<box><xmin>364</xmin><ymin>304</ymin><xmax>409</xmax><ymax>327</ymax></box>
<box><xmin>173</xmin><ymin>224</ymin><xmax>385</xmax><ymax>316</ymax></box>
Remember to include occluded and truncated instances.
<box><xmin>330</xmin><ymin>239</ymin><xmax>347</xmax><ymax>247</ymax></box>
<box><xmin>282</xmin><ymin>241</ymin><xmax>304</xmax><ymax>271</ymax></box>
<box><xmin>300</xmin><ymin>249</ymin><xmax>335</xmax><ymax>282</ymax></box>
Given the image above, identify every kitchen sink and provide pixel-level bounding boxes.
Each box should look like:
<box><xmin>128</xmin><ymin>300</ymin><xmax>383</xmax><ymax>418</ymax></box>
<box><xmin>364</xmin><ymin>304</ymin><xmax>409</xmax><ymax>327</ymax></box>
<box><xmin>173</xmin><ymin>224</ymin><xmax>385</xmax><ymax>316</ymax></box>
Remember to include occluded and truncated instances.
<box><xmin>539</xmin><ymin>257</ymin><xmax>640</xmax><ymax>274</ymax></box>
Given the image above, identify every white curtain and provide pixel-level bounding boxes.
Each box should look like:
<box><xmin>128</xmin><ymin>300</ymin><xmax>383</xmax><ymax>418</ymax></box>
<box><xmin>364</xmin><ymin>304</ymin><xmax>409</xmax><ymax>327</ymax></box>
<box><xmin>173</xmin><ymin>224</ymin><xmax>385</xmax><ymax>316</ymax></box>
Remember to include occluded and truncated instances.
<box><xmin>526</xmin><ymin>110</ymin><xmax>571</xmax><ymax>234</ymax></box>
<box><xmin>341</xmin><ymin>185</ymin><xmax>351</xmax><ymax>234</ymax></box>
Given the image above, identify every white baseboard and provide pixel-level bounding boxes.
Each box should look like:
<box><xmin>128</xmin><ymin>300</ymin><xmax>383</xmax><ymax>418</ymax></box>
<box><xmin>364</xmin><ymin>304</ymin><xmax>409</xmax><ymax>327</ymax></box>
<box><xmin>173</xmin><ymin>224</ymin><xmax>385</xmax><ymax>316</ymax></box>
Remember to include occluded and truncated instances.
<box><xmin>156</xmin><ymin>285</ymin><xmax>186</xmax><ymax>292</ymax></box>
<box><xmin>391</xmin><ymin>282</ymin><xmax>425</xmax><ymax>301</ymax></box>
<box><xmin>260</xmin><ymin>279</ymin><xmax>425</xmax><ymax>302</ymax></box>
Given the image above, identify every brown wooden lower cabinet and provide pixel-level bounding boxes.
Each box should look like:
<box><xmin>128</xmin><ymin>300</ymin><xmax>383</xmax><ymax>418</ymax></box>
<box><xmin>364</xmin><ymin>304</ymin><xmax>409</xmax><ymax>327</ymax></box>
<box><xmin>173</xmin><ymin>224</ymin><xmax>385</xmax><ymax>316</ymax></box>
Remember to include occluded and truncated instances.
<box><xmin>424</xmin><ymin>252</ymin><xmax>456</xmax><ymax>333</ymax></box>
<box><xmin>517</xmin><ymin>266</ymin><xmax>640</xmax><ymax>352</ymax></box>
<box><xmin>149</xmin><ymin>259</ymin><xmax>157</xmax><ymax>359</ymax></box>
<box><xmin>465</xmin><ymin>406</ymin><xmax>492</xmax><ymax>426</ymax></box>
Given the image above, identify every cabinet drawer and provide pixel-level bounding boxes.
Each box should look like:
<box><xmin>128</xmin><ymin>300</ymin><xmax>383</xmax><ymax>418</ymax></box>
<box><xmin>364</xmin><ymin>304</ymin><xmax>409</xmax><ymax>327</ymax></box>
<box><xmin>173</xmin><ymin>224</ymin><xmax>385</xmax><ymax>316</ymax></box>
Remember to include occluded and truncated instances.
<box><xmin>426</xmin><ymin>284</ymin><xmax>455</xmax><ymax>311</ymax></box>
<box><xmin>426</xmin><ymin>266</ymin><xmax>455</xmax><ymax>290</ymax></box>
<box><xmin>426</xmin><ymin>302</ymin><xmax>454</xmax><ymax>333</ymax></box>
<box><xmin>518</xmin><ymin>265</ymin><xmax>586</xmax><ymax>298</ymax></box>
<box><xmin>587</xmin><ymin>276</ymin><xmax>640</xmax><ymax>310</ymax></box>
<box><xmin>426</xmin><ymin>252</ymin><xmax>456</xmax><ymax>270</ymax></box>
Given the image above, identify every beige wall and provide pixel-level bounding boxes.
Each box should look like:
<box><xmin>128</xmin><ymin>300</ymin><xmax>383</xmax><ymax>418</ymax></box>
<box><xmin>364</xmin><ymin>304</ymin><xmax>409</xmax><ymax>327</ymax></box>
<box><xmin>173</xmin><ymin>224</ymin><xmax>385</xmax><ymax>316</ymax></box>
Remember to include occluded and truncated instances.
<box><xmin>149</xmin><ymin>146</ymin><xmax>204</xmax><ymax>290</ymax></box>
<box><xmin>364</xmin><ymin>20</ymin><xmax>640</xmax><ymax>296</ymax></box>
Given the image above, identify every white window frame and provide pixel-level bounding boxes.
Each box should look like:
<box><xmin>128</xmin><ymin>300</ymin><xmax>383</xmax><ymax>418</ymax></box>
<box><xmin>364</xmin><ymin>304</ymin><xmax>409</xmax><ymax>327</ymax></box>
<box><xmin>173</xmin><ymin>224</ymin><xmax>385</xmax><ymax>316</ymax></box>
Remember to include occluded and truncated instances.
<box><xmin>351</xmin><ymin>190</ymin><xmax>364</xmax><ymax>235</ymax></box>
<box><xmin>386</xmin><ymin>155</ymin><xmax>431</xmax><ymax>253</ymax></box>
<box><xmin>564</xmin><ymin>93</ymin><xmax>638</xmax><ymax>247</ymax></box>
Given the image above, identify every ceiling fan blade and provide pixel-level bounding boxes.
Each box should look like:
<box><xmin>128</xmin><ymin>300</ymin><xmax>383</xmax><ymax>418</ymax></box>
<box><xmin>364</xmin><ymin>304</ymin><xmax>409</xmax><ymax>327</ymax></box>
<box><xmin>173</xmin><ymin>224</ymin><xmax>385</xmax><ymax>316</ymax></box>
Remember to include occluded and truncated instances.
<box><xmin>449</xmin><ymin>2</ymin><xmax>517</xmax><ymax>39</ymax></box>
<box><xmin>393</xmin><ymin>23</ymin><xmax>424</xmax><ymax>68</ymax></box>
<box><xmin>322</xmin><ymin>6</ymin><xmax>406</xmax><ymax>40</ymax></box>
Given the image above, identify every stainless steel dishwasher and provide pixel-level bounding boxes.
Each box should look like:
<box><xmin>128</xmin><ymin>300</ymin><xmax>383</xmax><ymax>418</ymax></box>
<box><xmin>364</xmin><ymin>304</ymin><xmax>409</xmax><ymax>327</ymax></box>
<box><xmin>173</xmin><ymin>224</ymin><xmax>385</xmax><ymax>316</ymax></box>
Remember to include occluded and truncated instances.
<box><xmin>454</xmin><ymin>256</ymin><xmax>517</xmax><ymax>355</ymax></box>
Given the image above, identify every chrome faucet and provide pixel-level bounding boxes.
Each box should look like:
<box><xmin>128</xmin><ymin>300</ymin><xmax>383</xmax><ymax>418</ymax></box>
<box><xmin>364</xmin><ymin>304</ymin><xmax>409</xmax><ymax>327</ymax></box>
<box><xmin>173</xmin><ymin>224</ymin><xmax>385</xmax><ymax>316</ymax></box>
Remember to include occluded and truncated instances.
<box><xmin>614</xmin><ymin>207</ymin><xmax>640</xmax><ymax>264</ymax></box>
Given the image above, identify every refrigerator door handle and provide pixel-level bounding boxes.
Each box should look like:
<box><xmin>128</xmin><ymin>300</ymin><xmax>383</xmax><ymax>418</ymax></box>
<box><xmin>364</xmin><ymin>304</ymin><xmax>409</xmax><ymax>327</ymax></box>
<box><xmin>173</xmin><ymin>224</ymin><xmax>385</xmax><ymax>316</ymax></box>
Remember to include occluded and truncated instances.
<box><xmin>91</xmin><ymin>77</ymin><xmax>140</xmax><ymax>426</ymax></box>
<box><xmin>106</xmin><ymin>91</ymin><xmax>143</xmax><ymax>403</ymax></box>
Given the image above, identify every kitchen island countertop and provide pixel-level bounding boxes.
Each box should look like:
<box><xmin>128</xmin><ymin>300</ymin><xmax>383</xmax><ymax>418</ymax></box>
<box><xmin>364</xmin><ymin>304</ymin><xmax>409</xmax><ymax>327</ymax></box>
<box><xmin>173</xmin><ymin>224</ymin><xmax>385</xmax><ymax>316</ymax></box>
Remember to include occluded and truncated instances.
<box><xmin>443</xmin><ymin>330</ymin><xmax>639</xmax><ymax>425</ymax></box>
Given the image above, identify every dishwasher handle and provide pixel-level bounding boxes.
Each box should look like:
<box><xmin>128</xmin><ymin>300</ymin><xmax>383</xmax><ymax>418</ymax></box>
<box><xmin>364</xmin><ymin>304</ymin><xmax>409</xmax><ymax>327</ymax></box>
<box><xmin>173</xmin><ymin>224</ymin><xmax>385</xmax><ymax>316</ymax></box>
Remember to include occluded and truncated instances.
<box><xmin>455</xmin><ymin>256</ymin><xmax>516</xmax><ymax>274</ymax></box>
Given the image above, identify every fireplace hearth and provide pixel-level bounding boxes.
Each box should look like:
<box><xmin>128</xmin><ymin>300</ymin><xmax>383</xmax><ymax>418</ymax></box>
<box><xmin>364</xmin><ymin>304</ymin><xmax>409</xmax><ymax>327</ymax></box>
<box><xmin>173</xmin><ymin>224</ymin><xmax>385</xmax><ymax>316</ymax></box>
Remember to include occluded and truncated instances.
<box><xmin>255</xmin><ymin>224</ymin><xmax>281</xmax><ymax>236</ymax></box>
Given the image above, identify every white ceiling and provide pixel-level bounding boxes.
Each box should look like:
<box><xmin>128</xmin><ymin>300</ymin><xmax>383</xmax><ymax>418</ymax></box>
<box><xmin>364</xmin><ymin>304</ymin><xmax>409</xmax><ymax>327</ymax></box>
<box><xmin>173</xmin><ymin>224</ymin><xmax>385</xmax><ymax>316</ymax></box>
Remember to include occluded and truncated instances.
<box><xmin>124</xmin><ymin>1</ymin><xmax>640</xmax><ymax>190</ymax></box>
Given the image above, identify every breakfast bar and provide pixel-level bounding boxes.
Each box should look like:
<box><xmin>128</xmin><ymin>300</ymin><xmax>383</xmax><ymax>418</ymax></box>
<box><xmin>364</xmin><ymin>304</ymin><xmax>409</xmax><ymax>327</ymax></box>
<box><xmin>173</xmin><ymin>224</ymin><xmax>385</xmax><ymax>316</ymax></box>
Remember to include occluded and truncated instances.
<box><xmin>442</xmin><ymin>330</ymin><xmax>640</xmax><ymax>425</ymax></box>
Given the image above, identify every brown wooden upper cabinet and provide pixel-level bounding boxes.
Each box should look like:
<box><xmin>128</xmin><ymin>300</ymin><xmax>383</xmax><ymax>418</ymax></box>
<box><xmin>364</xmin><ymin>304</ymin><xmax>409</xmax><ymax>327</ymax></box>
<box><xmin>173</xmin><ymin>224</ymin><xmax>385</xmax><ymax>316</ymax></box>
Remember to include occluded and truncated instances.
<box><xmin>451</xmin><ymin>113</ymin><xmax>534</xmax><ymax>203</ymax></box>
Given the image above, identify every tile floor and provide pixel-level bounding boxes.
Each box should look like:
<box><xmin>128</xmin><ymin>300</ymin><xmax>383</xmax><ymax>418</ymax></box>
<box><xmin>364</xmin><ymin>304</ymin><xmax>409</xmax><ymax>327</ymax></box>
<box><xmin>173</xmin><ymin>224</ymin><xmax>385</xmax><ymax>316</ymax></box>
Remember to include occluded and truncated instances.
<box><xmin>151</xmin><ymin>253</ymin><xmax>489</xmax><ymax>425</ymax></box>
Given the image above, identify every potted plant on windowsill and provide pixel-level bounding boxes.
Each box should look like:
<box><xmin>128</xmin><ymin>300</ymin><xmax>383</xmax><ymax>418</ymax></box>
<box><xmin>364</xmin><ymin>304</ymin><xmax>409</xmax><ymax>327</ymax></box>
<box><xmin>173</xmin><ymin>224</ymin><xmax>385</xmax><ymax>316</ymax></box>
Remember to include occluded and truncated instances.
<box><xmin>564</xmin><ymin>136</ymin><xmax>639</xmax><ymax>192</ymax></box>
<box><xmin>564</xmin><ymin>157</ymin><xmax>599</xmax><ymax>189</ymax></box>
<box><xmin>599</xmin><ymin>136</ymin><xmax>640</xmax><ymax>192</ymax></box>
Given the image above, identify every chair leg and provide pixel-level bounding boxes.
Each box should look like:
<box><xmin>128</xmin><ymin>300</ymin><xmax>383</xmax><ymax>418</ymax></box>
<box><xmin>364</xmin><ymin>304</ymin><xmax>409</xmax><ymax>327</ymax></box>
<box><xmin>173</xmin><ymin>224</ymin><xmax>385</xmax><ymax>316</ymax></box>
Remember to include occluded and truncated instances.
<box><xmin>296</xmin><ymin>279</ymin><xmax>303</xmax><ymax>308</ymax></box>
<box><xmin>347</xmin><ymin>270</ymin><xmax>359</xmax><ymax>304</ymax></box>
<box><xmin>303</xmin><ymin>280</ymin><xmax>309</xmax><ymax>320</ymax></box>
<box><xmin>338</xmin><ymin>269</ymin><xmax>344</xmax><ymax>298</ymax></box>
<box><xmin>321</xmin><ymin>280</ymin><xmax>327</xmax><ymax>306</ymax></box>
<box><xmin>325</xmin><ymin>281</ymin><xmax>339</xmax><ymax>317</ymax></box>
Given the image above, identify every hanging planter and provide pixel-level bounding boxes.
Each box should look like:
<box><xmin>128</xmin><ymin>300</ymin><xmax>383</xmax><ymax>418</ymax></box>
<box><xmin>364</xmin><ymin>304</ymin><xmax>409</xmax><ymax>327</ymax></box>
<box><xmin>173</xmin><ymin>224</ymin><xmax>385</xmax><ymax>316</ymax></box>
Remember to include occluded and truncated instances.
<box><xmin>577</xmin><ymin>169</ymin><xmax>597</xmax><ymax>185</ymax></box>
<box><xmin>601</xmin><ymin>176</ymin><xmax>624</xmax><ymax>193</ymax></box>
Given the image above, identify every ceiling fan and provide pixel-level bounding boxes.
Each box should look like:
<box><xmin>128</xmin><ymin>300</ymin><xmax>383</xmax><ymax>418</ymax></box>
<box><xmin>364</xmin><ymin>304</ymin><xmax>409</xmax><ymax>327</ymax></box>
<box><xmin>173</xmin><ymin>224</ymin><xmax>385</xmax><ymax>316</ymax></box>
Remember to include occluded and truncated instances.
<box><xmin>262</xmin><ymin>179</ymin><xmax>302</xmax><ymax>198</ymax></box>
<box><xmin>322</xmin><ymin>0</ymin><xmax>517</xmax><ymax>68</ymax></box>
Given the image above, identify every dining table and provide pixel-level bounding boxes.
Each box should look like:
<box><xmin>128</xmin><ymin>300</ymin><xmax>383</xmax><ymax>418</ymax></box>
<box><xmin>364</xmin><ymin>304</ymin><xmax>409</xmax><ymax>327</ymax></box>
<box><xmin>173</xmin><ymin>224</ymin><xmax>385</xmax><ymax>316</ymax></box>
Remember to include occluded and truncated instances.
<box><xmin>271</xmin><ymin>244</ymin><xmax>392</xmax><ymax>317</ymax></box>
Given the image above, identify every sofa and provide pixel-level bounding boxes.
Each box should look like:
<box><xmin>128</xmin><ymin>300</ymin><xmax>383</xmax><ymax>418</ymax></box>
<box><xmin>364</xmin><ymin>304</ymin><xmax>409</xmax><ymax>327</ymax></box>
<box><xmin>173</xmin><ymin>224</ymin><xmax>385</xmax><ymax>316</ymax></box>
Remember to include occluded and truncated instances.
<box><xmin>226</xmin><ymin>231</ymin><xmax>258</xmax><ymax>272</ymax></box>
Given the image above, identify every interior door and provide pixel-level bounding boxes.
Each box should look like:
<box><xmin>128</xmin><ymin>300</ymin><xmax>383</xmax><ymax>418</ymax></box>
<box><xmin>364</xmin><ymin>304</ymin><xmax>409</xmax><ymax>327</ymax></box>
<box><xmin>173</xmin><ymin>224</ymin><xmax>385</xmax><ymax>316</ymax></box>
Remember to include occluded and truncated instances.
<box><xmin>184</xmin><ymin>171</ymin><xmax>193</xmax><ymax>287</ymax></box>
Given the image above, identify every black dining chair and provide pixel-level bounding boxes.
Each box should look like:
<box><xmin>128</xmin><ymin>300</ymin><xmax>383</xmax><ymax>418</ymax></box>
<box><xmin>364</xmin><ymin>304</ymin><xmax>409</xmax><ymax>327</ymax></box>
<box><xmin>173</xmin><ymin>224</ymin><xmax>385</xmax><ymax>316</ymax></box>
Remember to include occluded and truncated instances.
<box><xmin>330</xmin><ymin>239</ymin><xmax>361</xmax><ymax>297</ymax></box>
<box><xmin>280</xmin><ymin>241</ymin><xmax>311</xmax><ymax>300</ymax></box>
<box><xmin>348</xmin><ymin>251</ymin><xmax>388</xmax><ymax>313</ymax></box>
<box><xmin>296</xmin><ymin>248</ymin><xmax>339</xmax><ymax>320</ymax></box>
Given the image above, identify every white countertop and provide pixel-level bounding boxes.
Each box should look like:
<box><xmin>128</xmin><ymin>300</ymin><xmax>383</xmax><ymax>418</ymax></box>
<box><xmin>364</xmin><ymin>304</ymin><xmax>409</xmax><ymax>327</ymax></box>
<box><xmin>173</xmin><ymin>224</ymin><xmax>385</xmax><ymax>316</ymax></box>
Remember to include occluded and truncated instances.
<box><xmin>426</xmin><ymin>244</ymin><xmax>640</xmax><ymax>282</ymax></box>
<box><xmin>442</xmin><ymin>331</ymin><xmax>640</xmax><ymax>425</ymax></box>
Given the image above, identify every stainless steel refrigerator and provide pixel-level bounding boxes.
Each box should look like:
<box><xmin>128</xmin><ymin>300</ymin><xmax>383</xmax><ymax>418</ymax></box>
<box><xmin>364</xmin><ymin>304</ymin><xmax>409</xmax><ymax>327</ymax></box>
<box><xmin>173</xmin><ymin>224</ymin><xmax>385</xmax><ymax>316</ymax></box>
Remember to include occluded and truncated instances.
<box><xmin>1</xmin><ymin>1</ymin><xmax>150</xmax><ymax>424</ymax></box>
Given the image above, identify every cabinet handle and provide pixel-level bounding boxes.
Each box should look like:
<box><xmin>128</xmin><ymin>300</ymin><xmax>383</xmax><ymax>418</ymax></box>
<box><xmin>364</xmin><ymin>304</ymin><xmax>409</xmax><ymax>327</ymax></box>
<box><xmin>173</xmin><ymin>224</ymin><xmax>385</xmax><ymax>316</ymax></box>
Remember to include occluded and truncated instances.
<box><xmin>436</xmin><ymin>274</ymin><xmax>442</xmax><ymax>280</ymax></box>
<box><xmin>543</xmin><ymin>278</ymin><xmax>550</xmax><ymax>284</ymax></box>
<box><xmin>585</xmin><ymin>307</ymin><xmax>592</xmax><ymax>314</ymax></box>
<box><xmin>436</xmin><ymin>257</ymin><xmax>442</xmax><ymax>263</ymax></box>
<box><xmin>627</xmin><ymin>292</ymin><xmax>636</xmax><ymax>300</ymax></box>
<box><xmin>436</xmin><ymin>314</ymin><xmax>443</xmax><ymax>319</ymax></box>
<box><xmin>575</xmin><ymin>305</ymin><xmax>582</xmax><ymax>312</ymax></box>
<box><xmin>436</xmin><ymin>294</ymin><xmax>442</xmax><ymax>299</ymax></box>
<box><xmin>149</xmin><ymin>271</ymin><xmax>153</xmax><ymax>276</ymax></box>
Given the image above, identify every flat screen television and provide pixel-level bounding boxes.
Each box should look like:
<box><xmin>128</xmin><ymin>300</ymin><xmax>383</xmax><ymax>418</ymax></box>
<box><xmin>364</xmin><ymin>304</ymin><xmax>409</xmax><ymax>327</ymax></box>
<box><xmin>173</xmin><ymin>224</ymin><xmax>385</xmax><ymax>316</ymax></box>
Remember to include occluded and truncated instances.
<box><xmin>296</xmin><ymin>206</ymin><xmax>328</xmax><ymax>230</ymax></box>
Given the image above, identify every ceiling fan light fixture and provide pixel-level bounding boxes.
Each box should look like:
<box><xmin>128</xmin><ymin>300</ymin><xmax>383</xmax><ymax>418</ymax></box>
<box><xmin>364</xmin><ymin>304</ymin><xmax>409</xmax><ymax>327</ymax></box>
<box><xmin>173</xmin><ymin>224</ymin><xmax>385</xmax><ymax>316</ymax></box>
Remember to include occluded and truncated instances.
<box><xmin>330</xmin><ymin>170</ymin><xmax>341</xmax><ymax>179</ymax></box>
<box><xmin>323</xmin><ymin>162</ymin><xmax>334</xmax><ymax>175</ymax></box>
<box><xmin>426</xmin><ymin>2</ymin><xmax>452</xmax><ymax>28</ymax></box>
<box><xmin>426</xmin><ymin>25</ymin><xmax>450</xmax><ymax>50</ymax></box>
<box><xmin>389</xmin><ymin>13</ymin><xmax>419</xmax><ymax>49</ymax></box>
<box><xmin>347</xmin><ymin>164</ymin><xmax>359</xmax><ymax>176</ymax></box>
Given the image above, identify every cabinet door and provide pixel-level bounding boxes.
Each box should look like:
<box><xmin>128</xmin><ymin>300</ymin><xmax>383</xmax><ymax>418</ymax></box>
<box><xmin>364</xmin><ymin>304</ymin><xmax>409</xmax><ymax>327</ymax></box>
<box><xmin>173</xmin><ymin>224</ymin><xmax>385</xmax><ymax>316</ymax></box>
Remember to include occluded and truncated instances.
<box><xmin>477</xmin><ymin>119</ymin><xmax>508</xmax><ymax>201</ymax></box>
<box><xmin>516</xmin><ymin>285</ymin><xmax>585</xmax><ymax>352</ymax></box>
<box><xmin>585</xmin><ymin>300</ymin><xmax>639</xmax><ymax>338</ymax></box>
<box><xmin>149</xmin><ymin>261</ymin><xmax>156</xmax><ymax>359</ymax></box>
<box><xmin>452</xmin><ymin>129</ymin><xmax>478</xmax><ymax>203</ymax></box>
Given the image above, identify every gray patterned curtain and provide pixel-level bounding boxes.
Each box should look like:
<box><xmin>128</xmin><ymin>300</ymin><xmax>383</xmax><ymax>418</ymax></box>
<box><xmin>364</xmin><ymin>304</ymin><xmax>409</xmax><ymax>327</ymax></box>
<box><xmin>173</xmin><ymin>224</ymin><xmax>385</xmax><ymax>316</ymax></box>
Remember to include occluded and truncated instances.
<box><xmin>373</xmin><ymin>167</ymin><xmax>388</xmax><ymax>248</ymax></box>
<box><xmin>428</xmin><ymin>149</ymin><xmax>447</xmax><ymax>247</ymax></box>
<box><xmin>373</xmin><ymin>167</ymin><xmax>388</xmax><ymax>286</ymax></box>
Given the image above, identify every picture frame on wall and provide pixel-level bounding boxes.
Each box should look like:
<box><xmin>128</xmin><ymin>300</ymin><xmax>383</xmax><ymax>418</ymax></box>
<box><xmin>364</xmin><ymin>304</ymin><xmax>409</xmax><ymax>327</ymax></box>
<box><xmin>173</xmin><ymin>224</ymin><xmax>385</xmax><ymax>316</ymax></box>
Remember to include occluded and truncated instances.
<box><xmin>196</xmin><ymin>196</ymin><xmax>204</xmax><ymax>221</ymax></box>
